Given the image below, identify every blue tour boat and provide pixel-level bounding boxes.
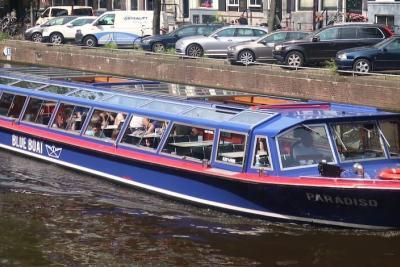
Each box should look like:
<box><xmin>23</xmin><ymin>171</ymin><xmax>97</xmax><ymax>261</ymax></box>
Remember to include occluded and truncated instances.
<box><xmin>0</xmin><ymin>68</ymin><xmax>399</xmax><ymax>229</ymax></box>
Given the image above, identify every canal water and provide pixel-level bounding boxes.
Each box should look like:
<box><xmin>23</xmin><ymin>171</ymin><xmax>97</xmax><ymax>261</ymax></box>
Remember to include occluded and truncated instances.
<box><xmin>1</xmin><ymin>151</ymin><xmax>400</xmax><ymax>266</ymax></box>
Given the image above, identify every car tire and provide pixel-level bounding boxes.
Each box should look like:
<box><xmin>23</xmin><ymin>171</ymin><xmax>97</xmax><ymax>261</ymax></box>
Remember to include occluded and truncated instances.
<box><xmin>353</xmin><ymin>58</ymin><xmax>371</xmax><ymax>73</ymax></box>
<box><xmin>83</xmin><ymin>36</ymin><xmax>97</xmax><ymax>47</ymax></box>
<box><xmin>238</xmin><ymin>50</ymin><xmax>255</xmax><ymax>65</ymax></box>
<box><xmin>152</xmin><ymin>42</ymin><xmax>165</xmax><ymax>53</ymax></box>
<box><xmin>186</xmin><ymin>44</ymin><xmax>203</xmax><ymax>57</ymax></box>
<box><xmin>285</xmin><ymin>51</ymin><xmax>304</xmax><ymax>67</ymax></box>
<box><xmin>31</xmin><ymin>32</ymin><xmax>42</xmax><ymax>42</ymax></box>
<box><xmin>50</xmin><ymin>32</ymin><xmax>64</xmax><ymax>45</ymax></box>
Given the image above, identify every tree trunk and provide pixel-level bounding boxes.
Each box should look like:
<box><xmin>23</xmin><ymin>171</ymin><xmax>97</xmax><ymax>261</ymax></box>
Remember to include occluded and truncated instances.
<box><xmin>268</xmin><ymin>0</ymin><xmax>276</xmax><ymax>33</ymax></box>
<box><xmin>153</xmin><ymin>0</ymin><xmax>161</xmax><ymax>36</ymax></box>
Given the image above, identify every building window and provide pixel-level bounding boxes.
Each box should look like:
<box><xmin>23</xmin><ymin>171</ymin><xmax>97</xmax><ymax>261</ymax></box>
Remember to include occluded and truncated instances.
<box><xmin>249</xmin><ymin>0</ymin><xmax>262</xmax><ymax>7</ymax></box>
<box><xmin>376</xmin><ymin>15</ymin><xmax>395</xmax><ymax>28</ymax></box>
<box><xmin>131</xmin><ymin>0</ymin><xmax>138</xmax><ymax>9</ymax></box>
<box><xmin>298</xmin><ymin>0</ymin><xmax>313</xmax><ymax>10</ymax></box>
<box><xmin>322</xmin><ymin>0</ymin><xmax>337</xmax><ymax>10</ymax></box>
<box><xmin>200</xmin><ymin>0</ymin><xmax>214</xmax><ymax>7</ymax></box>
<box><xmin>228</xmin><ymin>0</ymin><xmax>239</xmax><ymax>6</ymax></box>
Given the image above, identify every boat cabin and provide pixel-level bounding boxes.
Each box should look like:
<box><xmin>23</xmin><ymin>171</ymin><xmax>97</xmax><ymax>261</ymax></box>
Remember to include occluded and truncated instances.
<box><xmin>0</xmin><ymin>73</ymin><xmax>399</xmax><ymax>179</ymax></box>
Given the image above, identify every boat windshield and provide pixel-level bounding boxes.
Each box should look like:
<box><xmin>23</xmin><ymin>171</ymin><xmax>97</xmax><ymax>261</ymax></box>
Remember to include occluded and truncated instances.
<box><xmin>277</xmin><ymin>125</ymin><xmax>335</xmax><ymax>169</ymax></box>
<box><xmin>379</xmin><ymin>119</ymin><xmax>400</xmax><ymax>158</ymax></box>
<box><xmin>330</xmin><ymin>122</ymin><xmax>385</xmax><ymax>161</ymax></box>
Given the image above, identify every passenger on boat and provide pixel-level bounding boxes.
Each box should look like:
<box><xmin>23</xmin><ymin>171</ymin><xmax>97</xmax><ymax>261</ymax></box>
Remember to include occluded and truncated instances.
<box><xmin>53</xmin><ymin>111</ymin><xmax>67</xmax><ymax>129</ymax></box>
<box><xmin>190</xmin><ymin>127</ymin><xmax>204</xmax><ymax>141</ymax></box>
<box><xmin>142</xmin><ymin>117</ymin><xmax>155</xmax><ymax>134</ymax></box>
<box><xmin>292</xmin><ymin>128</ymin><xmax>324</xmax><ymax>165</ymax></box>
<box><xmin>254</xmin><ymin>137</ymin><xmax>270</xmax><ymax>167</ymax></box>
<box><xmin>85</xmin><ymin>115</ymin><xmax>106</xmax><ymax>138</ymax></box>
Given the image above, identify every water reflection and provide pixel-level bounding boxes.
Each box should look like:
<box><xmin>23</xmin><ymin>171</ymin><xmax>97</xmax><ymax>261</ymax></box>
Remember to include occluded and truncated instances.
<box><xmin>1</xmin><ymin>150</ymin><xmax>400</xmax><ymax>266</ymax></box>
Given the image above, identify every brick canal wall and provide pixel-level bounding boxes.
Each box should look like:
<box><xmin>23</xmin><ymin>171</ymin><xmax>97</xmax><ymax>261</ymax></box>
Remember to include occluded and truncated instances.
<box><xmin>1</xmin><ymin>40</ymin><xmax>400</xmax><ymax>111</ymax></box>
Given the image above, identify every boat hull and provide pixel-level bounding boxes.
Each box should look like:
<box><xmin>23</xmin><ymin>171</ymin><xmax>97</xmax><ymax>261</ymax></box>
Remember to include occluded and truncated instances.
<box><xmin>2</xmin><ymin>127</ymin><xmax>400</xmax><ymax>229</ymax></box>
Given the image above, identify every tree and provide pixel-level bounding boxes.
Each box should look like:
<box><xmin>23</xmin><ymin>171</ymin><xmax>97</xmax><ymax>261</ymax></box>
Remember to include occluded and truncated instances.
<box><xmin>268</xmin><ymin>0</ymin><xmax>276</xmax><ymax>33</ymax></box>
<box><xmin>153</xmin><ymin>0</ymin><xmax>161</xmax><ymax>35</ymax></box>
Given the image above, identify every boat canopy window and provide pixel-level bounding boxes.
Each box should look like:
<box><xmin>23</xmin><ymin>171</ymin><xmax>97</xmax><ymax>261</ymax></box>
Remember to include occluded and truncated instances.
<box><xmin>68</xmin><ymin>90</ymin><xmax>111</xmax><ymax>101</ymax></box>
<box><xmin>0</xmin><ymin>92</ymin><xmax>27</xmax><ymax>119</ymax></box>
<box><xmin>84</xmin><ymin>109</ymin><xmax>126</xmax><ymax>141</ymax></box>
<box><xmin>216</xmin><ymin>131</ymin><xmax>247</xmax><ymax>166</ymax></box>
<box><xmin>22</xmin><ymin>97</ymin><xmax>57</xmax><ymax>126</ymax></box>
<box><xmin>141</xmin><ymin>101</ymin><xmax>191</xmax><ymax>114</ymax></box>
<box><xmin>51</xmin><ymin>102</ymin><xmax>90</xmax><ymax>132</ymax></box>
<box><xmin>331</xmin><ymin>122</ymin><xmax>385</xmax><ymax>161</ymax></box>
<box><xmin>0</xmin><ymin>77</ymin><xmax>18</xmax><ymax>85</ymax></box>
<box><xmin>11</xmin><ymin>81</ymin><xmax>45</xmax><ymax>89</ymax></box>
<box><xmin>379</xmin><ymin>120</ymin><xmax>400</xmax><ymax>158</ymax></box>
<box><xmin>252</xmin><ymin>136</ymin><xmax>272</xmax><ymax>169</ymax></box>
<box><xmin>183</xmin><ymin>107</ymin><xmax>235</xmax><ymax>121</ymax></box>
<box><xmin>40</xmin><ymin>85</ymin><xmax>76</xmax><ymax>95</ymax></box>
<box><xmin>278</xmin><ymin>125</ymin><xmax>335</xmax><ymax>169</ymax></box>
<box><xmin>229</xmin><ymin>111</ymin><xmax>275</xmax><ymax>125</ymax></box>
<box><xmin>120</xmin><ymin>115</ymin><xmax>168</xmax><ymax>150</ymax></box>
<box><xmin>162</xmin><ymin>123</ymin><xmax>214</xmax><ymax>161</ymax></box>
<box><xmin>103</xmin><ymin>95</ymin><xmax>150</xmax><ymax>108</ymax></box>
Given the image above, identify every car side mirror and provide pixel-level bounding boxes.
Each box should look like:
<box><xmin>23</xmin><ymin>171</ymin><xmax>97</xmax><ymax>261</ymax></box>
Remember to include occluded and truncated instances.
<box><xmin>67</xmin><ymin>24</ymin><xmax>73</xmax><ymax>28</ymax></box>
<box><xmin>40</xmin><ymin>14</ymin><xmax>44</xmax><ymax>18</ymax></box>
<box><xmin>213</xmin><ymin>35</ymin><xmax>219</xmax><ymax>39</ymax></box>
<box><xmin>382</xmin><ymin>47</ymin><xmax>388</xmax><ymax>53</ymax></box>
<box><xmin>312</xmin><ymin>36</ymin><xmax>319</xmax><ymax>42</ymax></box>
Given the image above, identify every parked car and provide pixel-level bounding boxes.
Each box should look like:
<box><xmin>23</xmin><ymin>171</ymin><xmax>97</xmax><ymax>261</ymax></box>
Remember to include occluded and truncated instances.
<box><xmin>175</xmin><ymin>25</ymin><xmax>268</xmax><ymax>57</ymax></box>
<box><xmin>138</xmin><ymin>24</ymin><xmax>223</xmax><ymax>53</ymax></box>
<box><xmin>227</xmin><ymin>30</ymin><xmax>309</xmax><ymax>65</ymax></box>
<box><xmin>335</xmin><ymin>36</ymin><xmax>400</xmax><ymax>73</ymax></box>
<box><xmin>24</xmin><ymin>16</ymin><xmax>78</xmax><ymax>42</ymax></box>
<box><xmin>75</xmin><ymin>11</ymin><xmax>153</xmax><ymax>47</ymax></box>
<box><xmin>272</xmin><ymin>23</ymin><xmax>393</xmax><ymax>67</ymax></box>
<box><xmin>42</xmin><ymin>16</ymin><xmax>97</xmax><ymax>44</ymax></box>
<box><xmin>36</xmin><ymin>6</ymin><xmax>93</xmax><ymax>25</ymax></box>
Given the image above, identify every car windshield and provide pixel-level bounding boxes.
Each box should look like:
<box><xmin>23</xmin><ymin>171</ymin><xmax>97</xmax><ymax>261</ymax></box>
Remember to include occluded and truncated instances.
<box><xmin>373</xmin><ymin>37</ymin><xmax>398</xmax><ymax>49</ymax></box>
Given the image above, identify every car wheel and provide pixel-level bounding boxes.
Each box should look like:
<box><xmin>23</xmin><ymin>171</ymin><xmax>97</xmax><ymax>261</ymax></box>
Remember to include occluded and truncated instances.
<box><xmin>31</xmin><ymin>32</ymin><xmax>42</xmax><ymax>42</ymax></box>
<box><xmin>152</xmin><ymin>42</ymin><xmax>165</xmax><ymax>53</ymax></box>
<box><xmin>285</xmin><ymin>51</ymin><xmax>304</xmax><ymax>67</ymax></box>
<box><xmin>83</xmin><ymin>36</ymin><xmax>97</xmax><ymax>47</ymax></box>
<box><xmin>50</xmin><ymin>32</ymin><xmax>64</xmax><ymax>45</ymax></box>
<box><xmin>186</xmin><ymin>44</ymin><xmax>203</xmax><ymax>57</ymax></box>
<box><xmin>353</xmin><ymin>58</ymin><xmax>371</xmax><ymax>73</ymax></box>
<box><xmin>238</xmin><ymin>50</ymin><xmax>255</xmax><ymax>65</ymax></box>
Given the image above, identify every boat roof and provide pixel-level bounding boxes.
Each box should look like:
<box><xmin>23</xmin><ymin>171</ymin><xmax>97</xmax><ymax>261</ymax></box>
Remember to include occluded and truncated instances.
<box><xmin>0</xmin><ymin>67</ymin><xmax>397</xmax><ymax>136</ymax></box>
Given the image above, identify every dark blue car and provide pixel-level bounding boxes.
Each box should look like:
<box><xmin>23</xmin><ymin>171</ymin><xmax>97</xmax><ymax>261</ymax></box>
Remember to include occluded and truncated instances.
<box><xmin>336</xmin><ymin>36</ymin><xmax>400</xmax><ymax>73</ymax></box>
<box><xmin>137</xmin><ymin>24</ymin><xmax>223</xmax><ymax>53</ymax></box>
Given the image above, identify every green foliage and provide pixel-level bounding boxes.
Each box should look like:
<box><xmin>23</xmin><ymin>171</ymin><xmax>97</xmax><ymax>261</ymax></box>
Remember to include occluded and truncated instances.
<box><xmin>0</xmin><ymin>32</ymin><xmax>10</xmax><ymax>41</ymax></box>
<box><xmin>325</xmin><ymin>59</ymin><xmax>338</xmax><ymax>74</ymax></box>
<box><xmin>164</xmin><ymin>47</ymin><xmax>176</xmax><ymax>55</ymax></box>
<box><xmin>104</xmin><ymin>41</ymin><xmax>118</xmax><ymax>49</ymax></box>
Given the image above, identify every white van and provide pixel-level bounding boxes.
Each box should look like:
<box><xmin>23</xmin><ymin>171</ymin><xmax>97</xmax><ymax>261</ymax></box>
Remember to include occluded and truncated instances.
<box><xmin>36</xmin><ymin>6</ymin><xmax>93</xmax><ymax>25</ymax></box>
<box><xmin>75</xmin><ymin>11</ymin><xmax>157</xmax><ymax>47</ymax></box>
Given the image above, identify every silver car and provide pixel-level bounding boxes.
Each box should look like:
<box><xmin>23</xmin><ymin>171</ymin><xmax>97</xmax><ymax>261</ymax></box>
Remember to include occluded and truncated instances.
<box><xmin>227</xmin><ymin>31</ymin><xmax>309</xmax><ymax>65</ymax></box>
<box><xmin>175</xmin><ymin>25</ymin><xmax>268</xmax><ymax>57</ymax></box>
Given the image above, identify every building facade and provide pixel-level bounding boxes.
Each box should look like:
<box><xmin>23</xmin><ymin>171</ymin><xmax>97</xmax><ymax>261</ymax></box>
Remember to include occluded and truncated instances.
<box><xmin>368</xmin><ymin>0</ymin><xmax>400</xmax><ymax>32</ymax></box>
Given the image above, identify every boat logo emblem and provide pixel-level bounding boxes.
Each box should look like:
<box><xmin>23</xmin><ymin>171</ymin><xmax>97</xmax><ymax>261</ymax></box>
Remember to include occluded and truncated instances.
<box><xmin>45</xmin><ymin>144</ymin><xmax>62</xmax><ymax>159</ymax></box>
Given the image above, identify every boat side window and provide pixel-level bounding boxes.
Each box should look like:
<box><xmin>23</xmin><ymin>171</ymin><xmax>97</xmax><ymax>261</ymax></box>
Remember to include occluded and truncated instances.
<box><xmin>120</xmin><ymin>114</ymin><xmax>168</xmax><ymax>150</ymax></box>
<box><xmin>84</xmin><ymin>109</ymin><xmax>126</xmax><ymax>140</ymax></box>
<box><xmin>0</xmin><ymin>92</ymin><xmax>27</xmax><ymax>119</ymax></box>
<box><xmin>51</xmin><ymin>103</ymin><xmax>90</xmax><ymax>132</ymax></box>
<box><xmin>252</xmin><ymin>137</ymin><xmax>272</xmax><ymax>169</ymax></box>
<box><xmin>162</xmin><ymin>123</ymin><xmax>214</xmax><ymax>161</ymax></box>
<box><xmin>330</xmin><ymin>122</ymin><xmax>385</xmax><ymax>161</ymax></box>
<box><xmin>379</xmin><ymin>120</ymin><xmax>400</xmax><ymax>158</ymax></box>
<box><xmin>278</xmin><ymin>125</ymin><xmax>334</xmax><ymax>168</ymax></box>
<box><xmin>22</xmin><ymin>97</ymin><xmax>57</xmax><ymax>126</ymax></box>
<box><xmin>216</xmin><ymin>131</ymin><xmax>246</xmax><ymax>166</ymax></box>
